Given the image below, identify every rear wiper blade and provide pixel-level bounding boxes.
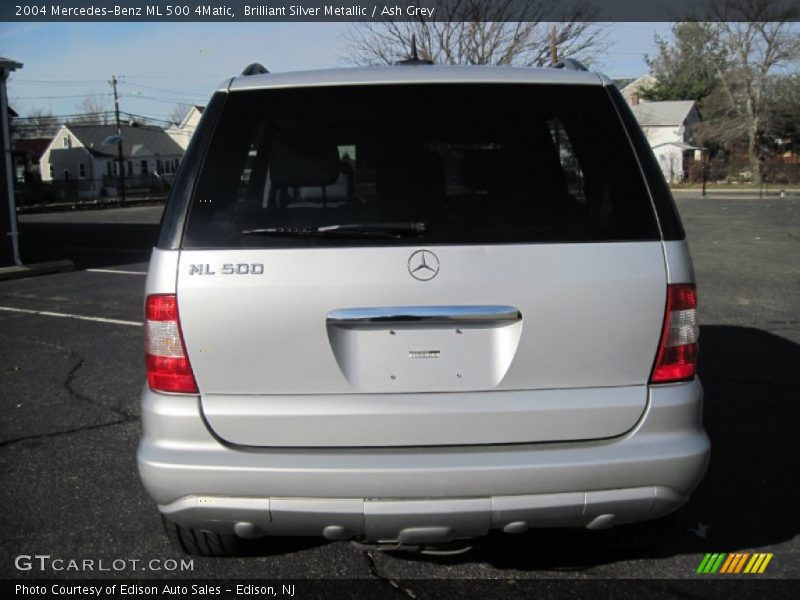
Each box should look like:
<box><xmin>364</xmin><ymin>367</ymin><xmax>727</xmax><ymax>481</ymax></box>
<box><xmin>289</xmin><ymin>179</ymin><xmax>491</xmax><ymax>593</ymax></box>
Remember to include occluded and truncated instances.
<box><xmin>242</xmin><ymin>222</ymin><xmax>426</xmax><ymax>238</ymax></box>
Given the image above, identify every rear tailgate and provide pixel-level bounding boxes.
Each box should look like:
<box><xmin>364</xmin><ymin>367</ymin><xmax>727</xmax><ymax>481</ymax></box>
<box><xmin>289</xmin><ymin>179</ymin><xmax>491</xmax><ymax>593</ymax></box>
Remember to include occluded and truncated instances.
<box><xmin>178</xmin><ymin>242</ymin><xmax>666</xmax><ymax>446</ymax></box>
<box><xmin>172</xmin><ymin>80</ymin><xmax>669</xmax><ymax>447</ymax></box>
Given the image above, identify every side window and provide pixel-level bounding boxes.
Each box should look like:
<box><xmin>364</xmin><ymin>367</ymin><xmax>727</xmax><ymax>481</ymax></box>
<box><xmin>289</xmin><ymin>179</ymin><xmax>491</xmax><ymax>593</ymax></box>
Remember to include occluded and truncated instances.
<box><xmin>547</xmin><ymin>118</ymin><xmax>587</xmax><ymax>206</ymax></box>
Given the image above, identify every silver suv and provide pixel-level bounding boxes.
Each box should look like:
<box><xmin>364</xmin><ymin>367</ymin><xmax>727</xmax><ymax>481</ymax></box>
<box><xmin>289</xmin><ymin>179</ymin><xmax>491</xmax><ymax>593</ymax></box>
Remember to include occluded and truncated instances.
<box><xmin>138</xmin><ymin>63</ymin><xmax>709</xmax><ymax>556</ymax></box>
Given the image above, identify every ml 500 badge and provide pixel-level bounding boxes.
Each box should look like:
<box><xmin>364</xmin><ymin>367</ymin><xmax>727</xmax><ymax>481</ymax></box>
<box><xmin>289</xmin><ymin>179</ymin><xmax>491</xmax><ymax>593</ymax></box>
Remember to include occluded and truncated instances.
<box><xmin>189</xmin><ymin>263</ymin><xmax>264</xmax><ymax>275</ymax></box>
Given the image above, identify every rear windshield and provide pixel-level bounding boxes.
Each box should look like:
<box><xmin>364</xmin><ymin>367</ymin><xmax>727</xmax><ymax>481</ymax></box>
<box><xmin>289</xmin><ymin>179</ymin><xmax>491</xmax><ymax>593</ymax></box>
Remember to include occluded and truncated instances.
<box><xmin>183</xmin><ymin>84</ymin><xmax>659</xmax><ymax>248</ymax></box>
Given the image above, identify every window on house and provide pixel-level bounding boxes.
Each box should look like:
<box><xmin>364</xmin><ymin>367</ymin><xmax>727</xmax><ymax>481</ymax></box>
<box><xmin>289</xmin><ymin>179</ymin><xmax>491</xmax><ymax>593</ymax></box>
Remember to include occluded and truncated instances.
<box><xmin>141</xmin><ymin>160</ymin><xmax>148</xmax><ymax>174</ymax></box>
<box><xmin>127</xmin><ymin>161</ymin><xmax>133</xmax><ymax>176</ymax></box>
<box><xmin>63</xmin><ymin>169</ymin><xmax>70</xmax><ymax>180</ymax></box>
<box><xmin>48</xmin><ymin>164</ymin><xmax>54</xmax><ymax>179</ymax></box>
<box><xmin>156</xmin><ymin>159</ymin><xmax>163</xmax><ymax>174</ymax></box>
<box><xmin>79</xmin><ymin>163</ymin><xmax>86</xmax><ymax>179</ymax></box>
<box><xmin>63</xmin><ymin>135</ymin><xmax>71</xmax><ymax>148</ymax></box>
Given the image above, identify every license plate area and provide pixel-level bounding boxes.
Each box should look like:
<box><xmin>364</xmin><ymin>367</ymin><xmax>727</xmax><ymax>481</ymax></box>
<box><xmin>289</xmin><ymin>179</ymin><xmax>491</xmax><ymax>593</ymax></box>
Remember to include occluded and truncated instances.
<box><xmin>326</xmin><ymin>306</ymin><xmax>523</xmax><ymax>392</ymax></box>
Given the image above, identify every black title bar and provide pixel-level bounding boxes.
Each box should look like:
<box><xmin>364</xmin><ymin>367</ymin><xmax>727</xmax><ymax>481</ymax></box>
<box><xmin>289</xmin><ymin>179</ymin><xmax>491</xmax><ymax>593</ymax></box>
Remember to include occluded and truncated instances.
<box><xmin>4</xmin><ymin>0</ymin><xmax>800</xmax><ymax>22</ymax></box>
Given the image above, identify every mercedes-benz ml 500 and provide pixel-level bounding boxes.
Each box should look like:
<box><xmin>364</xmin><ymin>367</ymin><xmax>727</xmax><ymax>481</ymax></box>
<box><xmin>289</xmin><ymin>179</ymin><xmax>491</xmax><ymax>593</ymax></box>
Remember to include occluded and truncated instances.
<box><xmin>137</xmin><ymin>63</ymin><xmax>709</xmax><ymax>555</ymax></box>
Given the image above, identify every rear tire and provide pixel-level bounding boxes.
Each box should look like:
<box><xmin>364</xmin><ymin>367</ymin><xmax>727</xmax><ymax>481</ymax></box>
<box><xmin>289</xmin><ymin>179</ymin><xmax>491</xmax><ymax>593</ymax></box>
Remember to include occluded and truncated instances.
<box><xmin>162</xmin><ymin>516</ymin><xmax>256</xmax><ymax>557</ymax></box>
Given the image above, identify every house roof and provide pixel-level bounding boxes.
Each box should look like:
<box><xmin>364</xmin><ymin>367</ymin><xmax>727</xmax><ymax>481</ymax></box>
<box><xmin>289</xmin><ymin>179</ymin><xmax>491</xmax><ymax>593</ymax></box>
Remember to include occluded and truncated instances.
<box><xmin>652</xmin><ymin>141</ymin><xmax>703</xmax><ymax>151</ymax></box>
<box><xmin>621</xmin><ymin>74</ymin><xmax>657</xmax><ymax>97</ymax></box>
<box><xmin>630</xmin><ymin>100</ymin><xmax>697</xmax><ymax>127</ymax></box>
<box><xmin>13</xmin><ymin>138</ymin><xmax>51</xmax><ymax>159</ymax></box>
<box><xmin>65</xmin><ymin>124</ymin><xmax>183</xmax><ymax>158</ymax></box>
<box><xmin>180</xmin><ymin>105</ymin><xmax>204</xmax><ymax>126</ymax></box>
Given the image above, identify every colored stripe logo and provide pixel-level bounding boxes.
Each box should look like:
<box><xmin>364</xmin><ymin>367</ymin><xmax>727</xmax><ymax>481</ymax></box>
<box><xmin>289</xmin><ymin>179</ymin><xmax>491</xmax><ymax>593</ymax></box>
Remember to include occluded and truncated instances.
<box><xmin>696</xmin><ymin>553</ymin><xmax>773</xmax><ymax>574</ymax></box>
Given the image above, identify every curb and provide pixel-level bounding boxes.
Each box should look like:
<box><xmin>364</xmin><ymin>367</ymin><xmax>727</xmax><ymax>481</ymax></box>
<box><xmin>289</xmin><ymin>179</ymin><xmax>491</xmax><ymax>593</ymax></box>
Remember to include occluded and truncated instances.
<box><xmin>0</xmin><ymin>260</ymin><xmax>75</xmax><ymax>282</ymax></box>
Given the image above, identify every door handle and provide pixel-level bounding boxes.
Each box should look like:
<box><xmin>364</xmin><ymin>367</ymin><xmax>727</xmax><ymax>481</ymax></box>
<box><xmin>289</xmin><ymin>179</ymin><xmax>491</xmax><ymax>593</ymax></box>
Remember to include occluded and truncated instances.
<box><xmin>326</xmin><ymin>306</ymin><xmax>522</xmax><ymax>325</ymax></box>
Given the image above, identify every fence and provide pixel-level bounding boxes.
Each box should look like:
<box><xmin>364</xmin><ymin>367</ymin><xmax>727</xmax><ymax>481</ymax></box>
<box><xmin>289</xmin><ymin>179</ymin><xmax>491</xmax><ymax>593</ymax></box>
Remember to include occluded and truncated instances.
<box><xmin>101</xmin><ymin>173</ymin><xmax>173</xmax><ymax>192</ymax></box>
<box><xmin>14</xmin><ymin>178</ymin><xmax>169</xmax><ymax>209</ymax></box>
<box><xmin>14</xmin><ymin>181</ymin><xmax>80</xmax><ymax>207</ymax></box>
<box><xmin>684</xmin><ymin>154</ymin><xmax>800</xmax><ymax>186</ymax></box>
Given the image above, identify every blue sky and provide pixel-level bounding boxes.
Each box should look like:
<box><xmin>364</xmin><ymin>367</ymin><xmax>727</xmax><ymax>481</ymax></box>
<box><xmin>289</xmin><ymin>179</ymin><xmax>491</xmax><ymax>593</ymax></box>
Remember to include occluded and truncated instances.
<box><xmin>0</xmin><ymin>22</ymin><xmax>670</xmax><ymax>123</ymax></box>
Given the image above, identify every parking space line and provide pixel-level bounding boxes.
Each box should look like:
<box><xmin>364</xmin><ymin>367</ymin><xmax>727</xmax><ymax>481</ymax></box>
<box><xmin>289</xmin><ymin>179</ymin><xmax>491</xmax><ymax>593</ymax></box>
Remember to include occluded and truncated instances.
<box><xmin>86</xmin><ymin>269</ymin><xmax>147</xmax><ymax>275</ymax></box>
<box><xmin>0</xmin><ymin>306</ymin><xmax>142</xmax><ymax>327</ymax></box>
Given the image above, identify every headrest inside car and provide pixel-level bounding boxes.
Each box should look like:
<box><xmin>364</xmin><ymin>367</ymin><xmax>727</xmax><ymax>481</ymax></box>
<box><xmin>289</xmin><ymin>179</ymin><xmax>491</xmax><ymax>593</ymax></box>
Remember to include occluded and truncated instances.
<box><xmin>270</xmin><ymin>138</ymin><xmax>340</xmax><ymax>188</ymax></box>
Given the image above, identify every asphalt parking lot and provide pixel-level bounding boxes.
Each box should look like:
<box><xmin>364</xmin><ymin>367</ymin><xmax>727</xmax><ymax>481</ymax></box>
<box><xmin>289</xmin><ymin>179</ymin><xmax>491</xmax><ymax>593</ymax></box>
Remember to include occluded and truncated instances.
<box><xmin>0</xmin><ymin>194</ymin><xmax>798</xmax><ymax>591</ymax></box>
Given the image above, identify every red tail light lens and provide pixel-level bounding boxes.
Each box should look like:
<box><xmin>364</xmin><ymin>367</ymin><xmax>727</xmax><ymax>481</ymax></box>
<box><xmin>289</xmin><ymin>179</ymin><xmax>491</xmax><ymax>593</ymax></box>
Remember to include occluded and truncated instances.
<box><xmin>145</xmin><ymin>294</ymin><xmax>198</xmax><ymax>393</ymax></box>
<box><xmin>651</xmin><ymin>284</ymin><xmax>699</xmax><ymax>383</ymax></box>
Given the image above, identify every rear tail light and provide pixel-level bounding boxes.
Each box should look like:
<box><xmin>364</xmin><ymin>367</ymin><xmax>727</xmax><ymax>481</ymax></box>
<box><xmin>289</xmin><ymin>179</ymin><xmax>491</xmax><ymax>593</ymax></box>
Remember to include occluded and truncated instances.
<box><xmin>145</xmin><ymin>294</ymin><xmax>198</xmax><ymax>393</ymax></box>
<box><xmin>651</xmin><ymin>284</ymin><xmax>698</xmax><ymax>383</ymax></box>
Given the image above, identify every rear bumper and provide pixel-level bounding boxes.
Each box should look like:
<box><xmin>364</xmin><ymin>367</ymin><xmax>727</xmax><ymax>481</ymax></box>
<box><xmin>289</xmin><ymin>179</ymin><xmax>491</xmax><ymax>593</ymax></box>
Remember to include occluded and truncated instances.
<box><xmin>137</xmin><ymin>379</ymin><xmax>709</xmax><ymax>542</ymax></box>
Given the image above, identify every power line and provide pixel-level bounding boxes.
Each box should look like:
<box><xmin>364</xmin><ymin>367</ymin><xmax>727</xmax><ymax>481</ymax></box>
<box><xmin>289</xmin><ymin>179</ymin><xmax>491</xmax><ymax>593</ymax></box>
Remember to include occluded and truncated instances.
<box><xmin>12</xmin><ymin>111</ymin><xmax>180</xmax><ymax>126</ymax></box>
<box><xmin>10</xmin><ymin>78</ymin><xmax>109</xmax><ymax>86</ymax></box>
<box><xmin>120</xmin><ymin>111</ymin><xmax>180</xmax><ymax>126</ymax></box>
<box><xmin>122</xmin><ymin>80</ymin><xmax>207</xmax><ymax>98</ymax></box>
<box><xmin>128</xmin><ymin>94</ymin><xmax>207</xmax><ymax>105</ymax></box>
<box><xmin>12</xmin><ymin>112</ymin><xmax>115</xmax><ymax>120</ymax></box>
<box><xmin>112</xmin><ymin>74</ymin><xmax>223</xmax><ymax>80</ymax></box>
<box><xmin>10</xmin><ymin>93</ymin><xmax>114</xmax><ymax>100</ymax></box>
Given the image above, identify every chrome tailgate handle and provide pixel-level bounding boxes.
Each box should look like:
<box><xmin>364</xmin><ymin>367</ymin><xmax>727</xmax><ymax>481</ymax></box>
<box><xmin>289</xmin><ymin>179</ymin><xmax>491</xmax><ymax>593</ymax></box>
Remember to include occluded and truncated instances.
<box><xmin>327</xmin><ymin>305</ymin><xmax>522</xmax><ymax>325</ymax></box>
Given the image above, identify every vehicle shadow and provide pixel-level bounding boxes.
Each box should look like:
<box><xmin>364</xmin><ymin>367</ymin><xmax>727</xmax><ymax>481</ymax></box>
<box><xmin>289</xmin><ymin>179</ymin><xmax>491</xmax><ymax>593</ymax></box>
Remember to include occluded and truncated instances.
<box><xmin>393</xmin><ymin>325</ymin><xmax>800</xmax><ymax>571</ymax></box>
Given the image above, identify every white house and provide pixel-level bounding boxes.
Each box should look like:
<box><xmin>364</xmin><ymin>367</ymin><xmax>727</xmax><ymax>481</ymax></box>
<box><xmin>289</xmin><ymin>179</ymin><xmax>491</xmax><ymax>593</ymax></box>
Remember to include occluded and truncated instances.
<box><xmin>620</xmin><ymin>74</ymin><xmax>657</xmax><ymax>105</ymax></box>
<box><xmin>40</xmin><ymin>123</ymin><xmax>184</xmax><ymax>198</ymax></box>
<box><xmin>621</xmin><ymin>76</ymin><xmax>703</xmax><ymax>184</ymax></box>
<box><xmin>167</xmin><ymin>105</ymin><xmax>204</xmax><ymax>150</ymax></box>
<box><xmin>629</xmin><ymin>101</ymin><xmax>702</xmax><ymax>183</ymax></box>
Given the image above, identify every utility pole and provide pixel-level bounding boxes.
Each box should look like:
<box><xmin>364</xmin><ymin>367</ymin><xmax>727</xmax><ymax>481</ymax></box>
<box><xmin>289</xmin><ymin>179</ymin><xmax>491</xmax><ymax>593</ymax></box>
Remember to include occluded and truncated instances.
<box><xmin>550</xmin><ymin>25</ymin><xmax>558</xmax><ymax>65</ymax></box>
<box><xmin>1</xmin><ymin>58</ymin><xmax>23</xmax><ymax>267</ymax></box>
<box><xmin>110</xmin><ymin>75</ymin><xmax>126</xmax><ymax>203</ymax></box>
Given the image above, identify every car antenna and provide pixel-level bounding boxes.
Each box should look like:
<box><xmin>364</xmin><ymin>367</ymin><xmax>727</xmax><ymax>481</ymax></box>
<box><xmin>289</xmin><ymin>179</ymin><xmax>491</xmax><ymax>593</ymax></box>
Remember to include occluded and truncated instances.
<box><xmin>394</xmin><ymin>35</ymin><xmax>433</xmax><ymax>65</ymax></box>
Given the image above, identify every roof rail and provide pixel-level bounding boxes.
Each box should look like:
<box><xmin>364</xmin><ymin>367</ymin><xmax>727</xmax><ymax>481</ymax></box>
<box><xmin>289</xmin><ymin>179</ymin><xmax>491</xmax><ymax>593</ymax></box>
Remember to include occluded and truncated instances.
<box><xmin>241</xmin><ymin>63</ymin><xmax>269</xmax><ymax>76</ymax></box>
<box><xmin>551</xmin><ymin>58</ymin><xmax>588</xmax><ymax>72</ymax></box>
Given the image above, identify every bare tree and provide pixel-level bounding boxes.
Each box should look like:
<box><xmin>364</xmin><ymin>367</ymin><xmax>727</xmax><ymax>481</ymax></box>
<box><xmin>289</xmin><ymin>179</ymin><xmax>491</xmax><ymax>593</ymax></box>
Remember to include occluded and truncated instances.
<box><xmin>342</xmin><ymin>0</ymin><xmax>606</xmax><ymax>67</ymax></box>
<box><xmin>11</xmin><ymin>108</ymin><xmax>60</xmax><ymax>138</ymax></box>
<box><xmin>74</xmin><ymin>94</ymin><xmax>112</xmax><ymax>125</ymax></box>
<box><xmin>167</xmin><ymin>103</ymin><xmax>192</xmax><ymax>126</ymax></box>
<box><xmin>708</xmin><ymin>0</ymin><xmax>800</xmax><ymax>183</ymax></box>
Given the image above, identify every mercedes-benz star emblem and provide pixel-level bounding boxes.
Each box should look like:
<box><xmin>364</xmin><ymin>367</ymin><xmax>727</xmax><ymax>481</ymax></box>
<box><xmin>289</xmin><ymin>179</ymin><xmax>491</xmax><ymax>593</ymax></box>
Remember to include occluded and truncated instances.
<box><xmin>408</xmin><ymin>249</ymin><xmax>440</xmax><ymax>281</ymax></box>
